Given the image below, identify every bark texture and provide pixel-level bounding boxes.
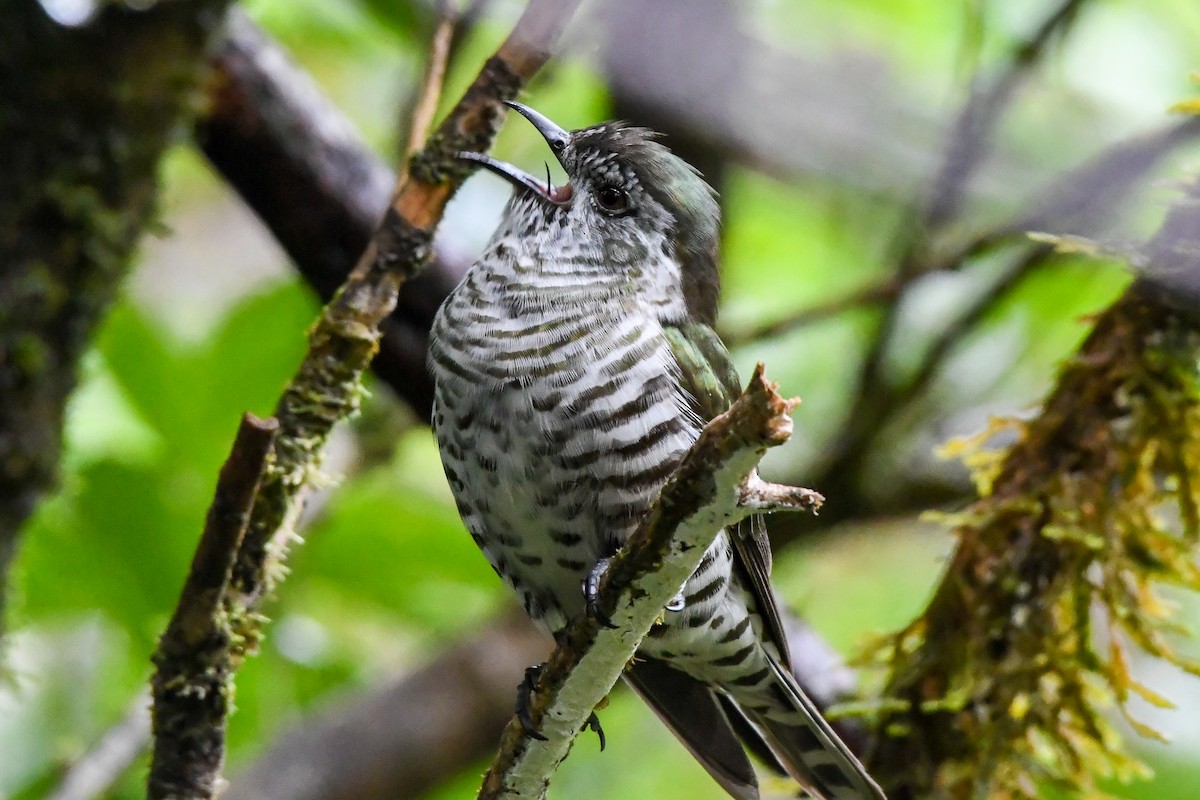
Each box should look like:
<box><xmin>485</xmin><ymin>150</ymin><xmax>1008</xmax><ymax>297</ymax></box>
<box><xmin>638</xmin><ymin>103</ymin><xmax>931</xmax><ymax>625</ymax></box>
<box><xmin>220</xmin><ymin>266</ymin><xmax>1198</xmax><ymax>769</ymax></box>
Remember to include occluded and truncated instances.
<box><xmin>0</xmin><ymin>0</ymin><xmax>233</xmax><ymax>626</ymax></box>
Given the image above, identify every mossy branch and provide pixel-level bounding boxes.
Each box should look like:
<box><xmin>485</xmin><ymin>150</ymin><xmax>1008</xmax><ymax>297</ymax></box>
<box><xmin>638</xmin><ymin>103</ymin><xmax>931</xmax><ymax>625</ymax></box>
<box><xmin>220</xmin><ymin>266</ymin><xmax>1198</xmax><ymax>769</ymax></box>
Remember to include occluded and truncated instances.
<box><xmin>478</xmin><ymin>365</ymin><xmax>822</xmax><ymax>800</ymax></box>
<box><xmin>867</xmin><ymin>178</ymin><xmax>1200</xmax><ymax>800</ymax></box>
<box><xmin>149</xmin><ymin>414</ymin><xmax>277</xmax><ymax>800</ymax></box>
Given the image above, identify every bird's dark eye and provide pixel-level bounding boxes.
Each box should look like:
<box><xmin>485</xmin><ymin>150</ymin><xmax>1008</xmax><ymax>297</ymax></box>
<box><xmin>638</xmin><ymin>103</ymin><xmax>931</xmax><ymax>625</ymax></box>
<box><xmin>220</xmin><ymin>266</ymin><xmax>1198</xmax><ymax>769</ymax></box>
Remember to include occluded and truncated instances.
<box><xmin>595</xmin><ymin>185</ymin><xmax>631</xmax><ymax>215</ymax></box>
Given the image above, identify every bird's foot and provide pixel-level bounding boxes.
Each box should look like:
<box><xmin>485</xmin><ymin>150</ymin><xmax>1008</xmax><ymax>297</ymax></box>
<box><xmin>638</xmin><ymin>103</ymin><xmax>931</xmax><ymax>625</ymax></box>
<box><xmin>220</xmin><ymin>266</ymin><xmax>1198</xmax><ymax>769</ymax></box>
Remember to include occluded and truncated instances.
<box><xmin>516</xmin><ymin>664</ymin><xmax>548</xmax><ymax>741</ymax></box>
<box><xmin>583</xmin><ymin>556</ymin><xmax>619</xmax><ymax>629</ymax></box>
<box><xmin>517</xmin><ymin>663</ymin><xmax>607</xmax><ymax>750</ymax></box>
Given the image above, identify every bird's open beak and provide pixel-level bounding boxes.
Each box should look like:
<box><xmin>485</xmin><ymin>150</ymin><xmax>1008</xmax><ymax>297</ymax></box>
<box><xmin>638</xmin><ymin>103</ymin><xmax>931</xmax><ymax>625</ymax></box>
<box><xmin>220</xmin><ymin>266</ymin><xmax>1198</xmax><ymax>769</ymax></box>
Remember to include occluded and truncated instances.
<box><xmin>455</xmin><ymin>101</ymin><xmax>573</xmax><ymax>205</ymax></box>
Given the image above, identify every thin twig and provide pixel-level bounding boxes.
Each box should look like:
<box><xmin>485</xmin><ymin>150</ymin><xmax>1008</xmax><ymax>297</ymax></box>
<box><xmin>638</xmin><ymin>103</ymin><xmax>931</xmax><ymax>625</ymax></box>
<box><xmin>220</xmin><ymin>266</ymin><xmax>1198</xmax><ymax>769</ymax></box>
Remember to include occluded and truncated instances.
<box><xmin>148</xmin><ymin>413</ymin><xmax>277</xmax><ymax>800</ymax></box>
<box><xmin>404</xmin><ymin>0</ymin><xmax>457</xmax><ymax>161</ymax></box>
<box><xmin>479</xmin><ymin>365</ymin><xmax>820</xmax><ymax>799</ymax></box>
<box><xmin>920</xmin><ymin>0</ymin><xmax>1089</xmax><ymax>234</ymax></box>
<box><xmin>723</xmin><ymin>280</ymin><xmax>900</xmax><ymax>347</ymax></box>
<box><xmin>738</xmin><ymin>473</ymin><xmax>825</xmax><ymax>514</ymax></box>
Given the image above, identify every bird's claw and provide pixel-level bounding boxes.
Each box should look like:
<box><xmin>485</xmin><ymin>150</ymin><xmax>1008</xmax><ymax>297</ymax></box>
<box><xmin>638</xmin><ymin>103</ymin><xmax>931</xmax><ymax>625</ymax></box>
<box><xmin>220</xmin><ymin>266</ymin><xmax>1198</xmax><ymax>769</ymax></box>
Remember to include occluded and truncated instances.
<box><xmin>583</xmin><ymin>556</ymin><xmax>619</xmax><ymax>629</ymax></box>
<box><xmin>516</xmin><ymin>664</ymin><xmax>549</xmax><ymax>741</ymax></box>
<box><xmin>585</xmin><ymin>709</ymin><xmax>606</xmax><ymax>751</ymax></box>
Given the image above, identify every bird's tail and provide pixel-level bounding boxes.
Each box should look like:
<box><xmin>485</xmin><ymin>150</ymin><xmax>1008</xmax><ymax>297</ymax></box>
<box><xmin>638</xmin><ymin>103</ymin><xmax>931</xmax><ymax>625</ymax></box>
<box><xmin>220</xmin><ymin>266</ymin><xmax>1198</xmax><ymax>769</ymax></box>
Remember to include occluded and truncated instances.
<box><xmin>742</xmin><ymin>656</ymin><xmax>887</xmax><ymax>800</ymax></box>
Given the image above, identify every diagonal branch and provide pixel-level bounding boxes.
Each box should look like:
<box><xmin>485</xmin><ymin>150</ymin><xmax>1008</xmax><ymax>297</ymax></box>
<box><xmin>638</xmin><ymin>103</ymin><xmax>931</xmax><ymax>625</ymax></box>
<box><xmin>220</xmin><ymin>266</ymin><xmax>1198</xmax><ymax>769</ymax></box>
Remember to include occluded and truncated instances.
<box><xmin>724</xmin><ymin>115</ymin><xmax>1200</xmax><ymax>349</ymax></box>
<box><xmin>479</xmin><ymin>365</ymin><xmax>821</xmax><ymax>799</ymax></box>
<box><xmin>148</xmin><ymin>413</ymin><xmax>277</xmax><ymax>800</ymax></box>
<box><xmin>920</xmin><ymin>0</ymin><xmax>1089</xmax><ymax>234</ymax></box>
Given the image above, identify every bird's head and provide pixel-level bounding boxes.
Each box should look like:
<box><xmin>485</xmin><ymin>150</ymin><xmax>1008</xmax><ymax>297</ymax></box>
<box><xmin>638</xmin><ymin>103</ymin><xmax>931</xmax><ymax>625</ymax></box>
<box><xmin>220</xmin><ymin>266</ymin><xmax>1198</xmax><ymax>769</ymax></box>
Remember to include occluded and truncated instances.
<box><xmin>459</xmin><ymin>102</ymin><xmax>721</xmax><ymax>324</ymax></box>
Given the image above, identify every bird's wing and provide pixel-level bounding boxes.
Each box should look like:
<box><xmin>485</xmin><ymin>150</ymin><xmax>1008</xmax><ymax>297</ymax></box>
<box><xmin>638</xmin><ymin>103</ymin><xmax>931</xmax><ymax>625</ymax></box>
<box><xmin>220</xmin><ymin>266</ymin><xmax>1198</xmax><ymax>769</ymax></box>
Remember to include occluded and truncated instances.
<box><xmin>662</xmin><ymin>322</ymin><xmax>791</xmax><ymax>666</ymax></box>
<box><xmin>624</xmin><ymin>657</ymin><xmax>761</xmax><ymax>800</ymax></box>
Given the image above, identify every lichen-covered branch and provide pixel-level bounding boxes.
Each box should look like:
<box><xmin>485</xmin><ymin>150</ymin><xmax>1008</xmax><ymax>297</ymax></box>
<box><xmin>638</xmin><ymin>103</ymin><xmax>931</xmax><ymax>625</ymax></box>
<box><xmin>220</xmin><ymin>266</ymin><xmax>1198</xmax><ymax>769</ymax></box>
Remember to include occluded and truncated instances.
<box><xmin>149</xmin><ymin>414</ymin><xmax>277</xmax><ymax>800</ymax></box>
<box><xmin>478</xmin><ymin>365</ymin><xmax>822</xmax><ymax>800</ymax></box>
<box><xmin>0</xmin><ymin>0</ymin><xmax>232</xmax><ymax>632</ymax></box>
<box><xmin>867</xmin><ymin>179</ymin><xmax>1200</xmax><ymax>799</ymax></box>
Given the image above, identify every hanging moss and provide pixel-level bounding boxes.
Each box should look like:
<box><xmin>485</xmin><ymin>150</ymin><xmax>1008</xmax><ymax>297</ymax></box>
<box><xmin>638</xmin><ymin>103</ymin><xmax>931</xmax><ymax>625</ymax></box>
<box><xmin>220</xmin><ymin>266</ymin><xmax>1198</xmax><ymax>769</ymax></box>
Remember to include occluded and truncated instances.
<box><xmin>863</xmin><ymin>282</ymin><xmax>1200</xmax><ymax>799</ymax></box>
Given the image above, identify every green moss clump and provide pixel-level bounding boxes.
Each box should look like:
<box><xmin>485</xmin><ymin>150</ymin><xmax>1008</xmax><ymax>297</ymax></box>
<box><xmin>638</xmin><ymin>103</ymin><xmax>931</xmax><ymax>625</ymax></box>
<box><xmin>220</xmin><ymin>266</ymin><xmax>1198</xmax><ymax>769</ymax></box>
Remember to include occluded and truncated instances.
<box><xmin>865</xmin><ymin>290</ymin><xmax>1200</xmax><ymax>799</ymax></box>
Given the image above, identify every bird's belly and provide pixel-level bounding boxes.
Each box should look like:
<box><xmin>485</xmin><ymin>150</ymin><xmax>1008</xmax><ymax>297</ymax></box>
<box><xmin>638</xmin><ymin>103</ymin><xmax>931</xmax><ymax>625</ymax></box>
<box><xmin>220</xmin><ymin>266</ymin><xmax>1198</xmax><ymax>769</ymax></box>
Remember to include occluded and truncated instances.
<box><xmin>431</xmin><ymin>312</ymin><xmax>700</xmax><ymax>632</ymax></box>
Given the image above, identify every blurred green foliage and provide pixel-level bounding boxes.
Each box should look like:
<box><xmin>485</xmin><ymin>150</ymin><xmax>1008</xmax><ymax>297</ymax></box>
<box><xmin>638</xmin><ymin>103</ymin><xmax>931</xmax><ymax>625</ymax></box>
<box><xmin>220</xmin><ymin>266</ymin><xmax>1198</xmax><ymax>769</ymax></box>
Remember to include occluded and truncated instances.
<box><xmin>5</xmin><ymin>0</ymin><xmax>1200</xmax><ymax>798</ymax></box>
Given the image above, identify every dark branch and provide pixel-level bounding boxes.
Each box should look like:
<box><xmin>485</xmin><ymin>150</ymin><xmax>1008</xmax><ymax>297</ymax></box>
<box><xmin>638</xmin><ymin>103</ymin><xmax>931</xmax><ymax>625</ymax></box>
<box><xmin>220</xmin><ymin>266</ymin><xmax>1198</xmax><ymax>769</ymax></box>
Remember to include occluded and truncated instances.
<box><xmin>149</xmin><ymin>413</ymin><xmax>277</xmax><ymax>800</ymax></box>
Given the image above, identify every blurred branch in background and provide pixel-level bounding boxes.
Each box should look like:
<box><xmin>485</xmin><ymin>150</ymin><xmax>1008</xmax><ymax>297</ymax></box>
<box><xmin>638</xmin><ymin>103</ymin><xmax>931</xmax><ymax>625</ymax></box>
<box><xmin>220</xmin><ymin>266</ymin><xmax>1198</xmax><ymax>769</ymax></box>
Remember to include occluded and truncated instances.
<box><xmin>597</xmin><ymin>1</ymin><xmax>1049</xmax><ymax>206</ymax></box>
<box><xmin>869</xmin><ymin>179</ymin><xmax>1200</xmax><ymax>799</ymax></box>
<box><xmin>221</xmin><ymin>606</ymin><xmax>860</xmax><ymax>800</ymax></box>
<box><xmin>723</xmin><ymin>114</ymin><xmax>1200</xmax><ymax>351</ymax></box>
<box><xmin>47</xmin><ymin>690</ymin><xmax>152</xmax><ymax>800</ymax></box>
<box><xmin>818</xmin><ymin>0</ymin><xmax>1096</xmax><ymax>510</ymax></box>
<box><xmin>0</xmin><ymin>0</ymin><xmax>234</xmax><ymax>634</ymax></box>
<box><xmin>223</xmin><ymin>614</ymin><xmax>544</xmax><ymax>800</ymax></box>
<box><xmin>916</xmin><ymin>0</ymin><xmax>1088</xmax><ymax>237</ymax></box>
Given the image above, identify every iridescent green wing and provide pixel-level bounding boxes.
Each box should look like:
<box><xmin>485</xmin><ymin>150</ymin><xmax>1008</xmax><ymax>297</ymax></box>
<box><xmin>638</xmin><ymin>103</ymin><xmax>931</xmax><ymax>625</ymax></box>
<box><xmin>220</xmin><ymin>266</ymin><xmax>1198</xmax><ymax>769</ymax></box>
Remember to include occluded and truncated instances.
<box><xmin>663</xmin><ymin>322</ymin><xmax>790</xmax><ymax>665</ymax></box>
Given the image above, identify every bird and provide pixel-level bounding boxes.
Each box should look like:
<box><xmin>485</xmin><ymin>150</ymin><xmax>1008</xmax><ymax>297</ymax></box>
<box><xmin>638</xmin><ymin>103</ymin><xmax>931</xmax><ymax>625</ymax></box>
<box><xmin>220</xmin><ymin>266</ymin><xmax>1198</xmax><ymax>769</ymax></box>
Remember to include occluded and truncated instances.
<box><xmin>427</xmin><ymin>101</ymin><xmax>886</xmax><ymax>800</ymax></box>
